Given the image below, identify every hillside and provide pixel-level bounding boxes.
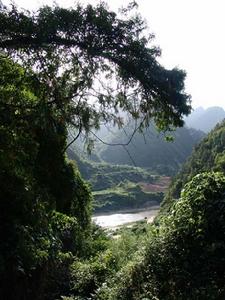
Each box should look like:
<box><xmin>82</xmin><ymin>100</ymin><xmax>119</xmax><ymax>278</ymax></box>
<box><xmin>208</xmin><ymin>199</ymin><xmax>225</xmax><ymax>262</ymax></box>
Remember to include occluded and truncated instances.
<box><xmin>67</xmin><ymin>147</ymin><xmax>154</xmax><ymax>190</ymax></box>
<box><xmin>67</xmin><ymin>147</ymin><xmax>170</xmax><ymax>212</ymax></box>
<box><xmin>101</xmin><ymin>172</ymin><xmax>225</xmax><ymax>300</ymax></box>
<box><xmin>67</xmin><ymin>121</ymin><xmax>205</xmax><ymax>212</ymax></box>
<box><xmin>160</xmin><ymin>119</ymin><xmax>225</xmax><ymax>214</ymax></box>
<box><xmin>99</xmin><ymin>123</ymin><xmax>204</xmax><ymax>175</ymax></box>
<box><xmin>96</xmin><ymin>121</ymin><xmax>225</xmax><ymax>300</ymax></box>
<box><xmin>185</xmin><ymin>106</ymin><xmax>225</xmax><ymax>132</ymax></box>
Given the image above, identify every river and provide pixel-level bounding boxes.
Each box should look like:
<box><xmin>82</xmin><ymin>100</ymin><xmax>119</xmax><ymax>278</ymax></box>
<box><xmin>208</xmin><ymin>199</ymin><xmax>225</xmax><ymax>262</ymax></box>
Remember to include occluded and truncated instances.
<box><xmin>92</xmin><ymin>206</ymin><xmax>160</xmax><ymax>228</ymax></box>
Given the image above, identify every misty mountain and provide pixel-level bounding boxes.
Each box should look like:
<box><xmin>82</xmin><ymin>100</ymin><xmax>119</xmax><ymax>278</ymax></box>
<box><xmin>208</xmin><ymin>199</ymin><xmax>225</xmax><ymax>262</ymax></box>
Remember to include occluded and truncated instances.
<box><xmin>185</xmin><ymin>106</ymin><xmax>225</xmax><ymax>133</ymax></box>
<box><xmin>99</xmin><ymin>123</ymin><xmax>205</xmax><ymax>175</ymax></box>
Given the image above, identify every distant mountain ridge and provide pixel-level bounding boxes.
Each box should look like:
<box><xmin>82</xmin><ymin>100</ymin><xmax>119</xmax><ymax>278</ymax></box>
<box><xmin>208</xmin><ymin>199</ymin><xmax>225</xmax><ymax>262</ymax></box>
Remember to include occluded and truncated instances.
<box><xmin>99</xmin><ymin>123</ymin><xmax>205</xmax><ymax>175</ymax></box>
<box><xmin>185</xmin><ymin>106</ymin><xmax>225</xmax><ymax>133</ymax></box>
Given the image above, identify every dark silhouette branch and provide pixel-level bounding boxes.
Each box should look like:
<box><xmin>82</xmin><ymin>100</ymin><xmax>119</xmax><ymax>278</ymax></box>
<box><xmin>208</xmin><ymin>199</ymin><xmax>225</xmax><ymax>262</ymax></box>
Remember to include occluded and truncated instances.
<box><xmin>90</xmin><ymin>116</ymin><xmax>146</xmax><ymax>147</ymax></box>
<box><xmin>122</xmin><ymin>145</ymin><xmax>137</xmax><ymax>167</ymax></box>
<box><xmin>62</xmin><ymin>120</ymin><xmax>82</xmax><ymax>153</ymax></box>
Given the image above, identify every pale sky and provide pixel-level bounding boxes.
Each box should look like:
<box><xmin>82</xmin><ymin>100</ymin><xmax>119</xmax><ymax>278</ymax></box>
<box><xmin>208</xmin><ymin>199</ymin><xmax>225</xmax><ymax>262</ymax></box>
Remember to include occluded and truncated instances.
<box><xmin>3</xmin><ymin>0</ymin><xmax>225</xmax><ymax>109</ymax></box>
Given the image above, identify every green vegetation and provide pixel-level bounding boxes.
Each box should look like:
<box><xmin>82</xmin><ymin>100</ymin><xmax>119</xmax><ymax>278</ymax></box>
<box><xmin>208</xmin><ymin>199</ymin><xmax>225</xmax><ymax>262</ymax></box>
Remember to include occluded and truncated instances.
<box><xmin>0</xmin><ymin>2</ymin><xmax>191</xmax><ymax>299</ymax></box>
<box><xmin>94</xmin><ymin>121</ymin><xmax>225</xmax><ymax>300</ymax></box>
<box><xmin>0</xmin><ymin>2</ymin><xmax>190</xmax><ymax>134</ymax></box>
<box><xmin>74</xmin><ymin>122</ymin><xmax>225</xmax><ymax>300</ymax></box>
<box><xmin>68</xmin><ymin>147</ymin><xmax>168</xmax><ymax>212</ymax></box>
<box><xmin>161</xmin><ymin>119</ymin><xmax>225</xmax><ymax>215</ymax></box>
<box><xmin>97</xmin><ymin>172</ymin><xmax>225</xmax><ymax>300</ymax></box>
<box><xmin>67</xmin><ymin>147</ymin><xmax>155</xmax><ymax>190</ymax></box>
<box><xmin>65</xmin><ymin>220</ymin><xmax>154</xmax><ymax>300</ymax></box>
<box><xmin>2</xmin><ymin>3</ymin><xmax>225</xmax><ymax>300</ymax></box>
<box><xmin>0</xmin><ymin>54</ymin><xmax>92</xmax><ymax>300</ymax></box>
<box><xmin>93</xmin><ymin>181</ymin><xmax>163</xmax><ymax>212</ymax></box>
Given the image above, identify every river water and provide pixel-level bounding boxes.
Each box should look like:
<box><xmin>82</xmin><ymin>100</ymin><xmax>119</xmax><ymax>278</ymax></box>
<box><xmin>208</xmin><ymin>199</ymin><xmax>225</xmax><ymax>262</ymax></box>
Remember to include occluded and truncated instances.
<box><xmin>92</xmin><ymin>206</ymin><xmax>159</xmax><ymax>228</ymax></box>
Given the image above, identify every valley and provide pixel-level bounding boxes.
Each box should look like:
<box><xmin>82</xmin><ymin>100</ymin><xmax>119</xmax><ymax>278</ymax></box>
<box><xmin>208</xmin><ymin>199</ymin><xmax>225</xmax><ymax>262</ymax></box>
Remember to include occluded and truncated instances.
<box><xmin>67</xmin><ymin>122</ymin><xmax>204</xmax><ymax>216</ymax></box>
<box><xmin>2</xmin><ymin>2</ymin><xmax>225</xmax><ymax>299</ymax></box>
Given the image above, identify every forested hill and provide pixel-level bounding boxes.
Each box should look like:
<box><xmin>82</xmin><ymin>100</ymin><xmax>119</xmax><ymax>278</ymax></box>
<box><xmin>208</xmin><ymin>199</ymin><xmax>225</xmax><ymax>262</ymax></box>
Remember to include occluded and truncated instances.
<box><xmin>101</xmin><ymin>121</ymin><xmax>225</xmax><ymax>300</ymax></box>
<box><xmin>99</xmin><ymin>123</ymin><xmax>205</xmax><ymax>175</ymax></box>
<box><xmin>67</xmin><ymin>147</ymin><xmax>154</xmax><ymax>190</ymax></box>
<box><xmin>67</xmin><ymin>147</ymin><xmax>169</xmax><ymax>212</ymax></box>
<box><xmin>160</xmin><ymin>119</ymin><xmax>225</xmax><ymax>214</ymax></box>
<box><xmin>185</xmin><ymin>106</ymin><xmax>225</xmax><ymax>132</ymax></box>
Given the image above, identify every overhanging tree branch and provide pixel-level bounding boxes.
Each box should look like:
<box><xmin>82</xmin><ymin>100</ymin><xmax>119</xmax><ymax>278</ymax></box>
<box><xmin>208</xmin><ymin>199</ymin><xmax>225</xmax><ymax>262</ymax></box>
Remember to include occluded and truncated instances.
<box><xmin>0</xmin><ymin>3</ymin><xmax>192</xmax><ymax>150</ymax></box>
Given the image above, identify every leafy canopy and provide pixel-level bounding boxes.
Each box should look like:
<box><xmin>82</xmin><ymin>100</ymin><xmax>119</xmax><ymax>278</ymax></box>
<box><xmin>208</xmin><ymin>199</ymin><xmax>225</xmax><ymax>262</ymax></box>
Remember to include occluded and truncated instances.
<box><xmin>0</xmin><ymin>2</ymin><xmax>191</xmax><ymax>141</ymax></box>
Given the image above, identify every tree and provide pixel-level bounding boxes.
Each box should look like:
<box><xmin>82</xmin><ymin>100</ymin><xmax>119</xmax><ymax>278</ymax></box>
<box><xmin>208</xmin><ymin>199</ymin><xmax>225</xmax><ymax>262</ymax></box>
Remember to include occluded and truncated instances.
<box><xmin>0</xmin><ymin>2</ymin><xmax>191</xmax><ymax>146</ymax></box>
<box><xmin>0</xmin><ymin>54</ymin><xmax>93</xmax><ymax>300</ymax></box>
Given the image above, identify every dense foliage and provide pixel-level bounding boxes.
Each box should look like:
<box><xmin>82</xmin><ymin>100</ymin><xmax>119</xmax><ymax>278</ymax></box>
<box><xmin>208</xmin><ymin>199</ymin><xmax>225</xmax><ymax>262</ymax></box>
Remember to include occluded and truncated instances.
<box><xmin>161</xmin><ymin>119</ymin><xmax>225</xmax><ymax>214</ymax></box>
<box><xmin>60</xmin><ymin>220</ymin><xmax>154</xmax><ymax>300</ymax></box>
<box><xmin>0</xmin><ymin>55</ymin><xmax>93</xmax><ymax>300</ymax></box>
<box><xmin>100</xmin><ymin>172</ymin><xmax>225</xmax><ymax>300</ymax></box>
<box><xmin>2</xmin><ymin>3</ymin><xmax>224</xmax><ymax>299</ymax></box>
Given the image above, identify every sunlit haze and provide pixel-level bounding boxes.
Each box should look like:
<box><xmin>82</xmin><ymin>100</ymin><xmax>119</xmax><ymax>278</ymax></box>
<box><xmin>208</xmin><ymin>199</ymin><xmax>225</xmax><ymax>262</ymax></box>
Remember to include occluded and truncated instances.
<box><xmin>3</xmin><ymin>0</ymin><xmax>225</xmax><ymax>109</ymax></box>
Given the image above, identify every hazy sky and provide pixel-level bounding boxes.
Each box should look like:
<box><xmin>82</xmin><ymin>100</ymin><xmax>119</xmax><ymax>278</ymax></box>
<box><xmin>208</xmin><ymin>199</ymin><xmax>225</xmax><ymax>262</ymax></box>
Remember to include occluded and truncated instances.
<box><xmin>3</xmin><ymin>0</ymin><xmax>225</xmax><ymax>109</ymax></box>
